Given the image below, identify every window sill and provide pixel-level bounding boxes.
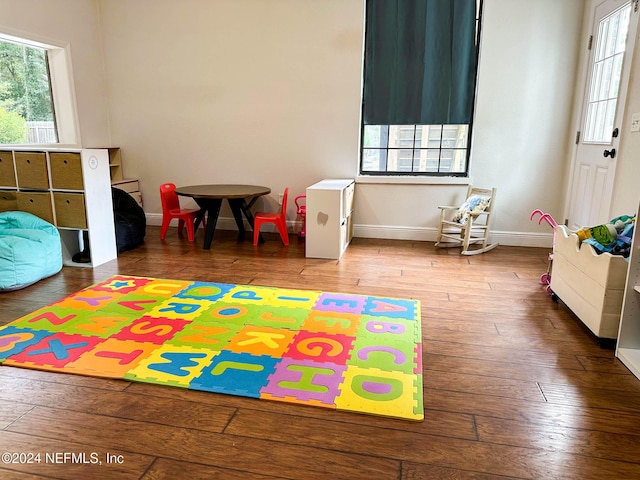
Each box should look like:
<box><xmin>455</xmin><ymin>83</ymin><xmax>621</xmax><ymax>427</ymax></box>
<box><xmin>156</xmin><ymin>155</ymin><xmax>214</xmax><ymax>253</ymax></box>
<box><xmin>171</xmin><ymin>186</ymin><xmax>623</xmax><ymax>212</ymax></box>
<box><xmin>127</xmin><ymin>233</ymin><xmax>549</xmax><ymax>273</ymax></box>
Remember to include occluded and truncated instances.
<box><xmin>0</xmin><ymin>144</ymin><xmax>81</xmax><ymax>150</ymax></box>
<box><xmin>355</xmin><ymin>175</ymin><xmax>471</xmax><ymax>185</ymax></box>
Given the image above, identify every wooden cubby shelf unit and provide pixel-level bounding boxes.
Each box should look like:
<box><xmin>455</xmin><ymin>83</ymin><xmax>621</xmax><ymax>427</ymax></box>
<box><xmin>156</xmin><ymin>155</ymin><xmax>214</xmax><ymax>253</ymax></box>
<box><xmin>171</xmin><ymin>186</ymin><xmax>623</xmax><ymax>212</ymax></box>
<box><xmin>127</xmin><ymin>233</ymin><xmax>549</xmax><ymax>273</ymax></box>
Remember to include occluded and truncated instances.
<box><xmin>0</xmin><ymin>148</ymin><xmax>117</xmax><ymax>267</ymax></box>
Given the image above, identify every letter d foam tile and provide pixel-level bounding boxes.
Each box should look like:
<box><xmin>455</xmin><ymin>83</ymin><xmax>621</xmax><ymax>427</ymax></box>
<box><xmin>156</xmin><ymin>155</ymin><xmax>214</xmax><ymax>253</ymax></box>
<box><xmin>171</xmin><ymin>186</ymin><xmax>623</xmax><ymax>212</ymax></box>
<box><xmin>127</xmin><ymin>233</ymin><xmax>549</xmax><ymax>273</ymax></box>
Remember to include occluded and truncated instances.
<box><xmin>335</xmin><ymin>365</ymin><xmax>423</xmax><ymax>421</ymax></box>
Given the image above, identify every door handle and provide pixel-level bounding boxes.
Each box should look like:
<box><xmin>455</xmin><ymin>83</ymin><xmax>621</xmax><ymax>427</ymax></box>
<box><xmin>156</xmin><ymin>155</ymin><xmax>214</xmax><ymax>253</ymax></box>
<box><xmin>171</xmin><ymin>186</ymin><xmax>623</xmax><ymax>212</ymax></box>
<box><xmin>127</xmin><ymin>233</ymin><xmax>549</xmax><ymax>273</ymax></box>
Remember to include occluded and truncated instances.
<box><xmin>603</xmin><ymin>148</ymin><xmax>616</xmax><ymax>158</ymax></box>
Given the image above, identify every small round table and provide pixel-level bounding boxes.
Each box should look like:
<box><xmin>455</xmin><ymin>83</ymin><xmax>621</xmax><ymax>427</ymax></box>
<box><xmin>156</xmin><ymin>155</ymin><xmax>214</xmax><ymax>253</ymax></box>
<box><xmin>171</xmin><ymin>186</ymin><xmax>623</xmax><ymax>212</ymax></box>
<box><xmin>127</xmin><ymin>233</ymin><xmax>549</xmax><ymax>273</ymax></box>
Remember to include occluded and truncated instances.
<box><xmin>175</xmin><ymin>184</ymin><xmax>271</xmax><ymax>249</ymax></box>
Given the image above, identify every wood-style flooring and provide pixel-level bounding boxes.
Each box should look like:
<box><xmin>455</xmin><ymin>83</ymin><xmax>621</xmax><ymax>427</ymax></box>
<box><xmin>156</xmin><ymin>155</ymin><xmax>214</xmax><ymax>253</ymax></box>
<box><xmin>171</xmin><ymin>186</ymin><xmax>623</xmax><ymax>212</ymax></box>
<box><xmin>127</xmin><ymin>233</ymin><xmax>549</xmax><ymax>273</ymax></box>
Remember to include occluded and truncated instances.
<box><xmin>1</xmin><ymin>226</ymin><xmax>640</xmax><ymax>480</ymax></box>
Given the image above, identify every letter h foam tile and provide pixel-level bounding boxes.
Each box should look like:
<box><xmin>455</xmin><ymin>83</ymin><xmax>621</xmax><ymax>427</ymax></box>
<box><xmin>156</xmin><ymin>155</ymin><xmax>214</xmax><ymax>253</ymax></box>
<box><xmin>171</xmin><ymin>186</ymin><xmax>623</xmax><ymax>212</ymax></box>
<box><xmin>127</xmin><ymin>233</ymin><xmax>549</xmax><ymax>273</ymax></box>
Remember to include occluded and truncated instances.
<box><xmin>260</xmin><ymin>358</ymin><xmax>347</xmax><ymax>406</ymax></box>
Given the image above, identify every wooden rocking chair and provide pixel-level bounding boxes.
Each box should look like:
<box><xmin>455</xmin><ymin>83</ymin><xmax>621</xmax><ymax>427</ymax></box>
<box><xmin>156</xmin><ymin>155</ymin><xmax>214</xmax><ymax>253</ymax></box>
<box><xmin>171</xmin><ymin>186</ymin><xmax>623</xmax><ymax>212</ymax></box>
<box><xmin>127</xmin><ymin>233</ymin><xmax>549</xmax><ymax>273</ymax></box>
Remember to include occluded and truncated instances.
<box><xmin>435</xmin><ymin>186</ymin><xmax>498</xmax><ymax>255</ymax></box>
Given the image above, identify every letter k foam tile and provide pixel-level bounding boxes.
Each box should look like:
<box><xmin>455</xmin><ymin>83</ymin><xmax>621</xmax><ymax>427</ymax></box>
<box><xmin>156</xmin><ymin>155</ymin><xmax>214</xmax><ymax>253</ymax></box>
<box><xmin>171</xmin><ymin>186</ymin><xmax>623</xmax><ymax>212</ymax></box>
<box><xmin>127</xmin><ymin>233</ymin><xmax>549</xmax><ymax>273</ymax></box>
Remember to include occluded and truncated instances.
<box><xmin>0</xmin><ymin>275</ymin><xmax>423</xmax><ymax>421</ymax></box>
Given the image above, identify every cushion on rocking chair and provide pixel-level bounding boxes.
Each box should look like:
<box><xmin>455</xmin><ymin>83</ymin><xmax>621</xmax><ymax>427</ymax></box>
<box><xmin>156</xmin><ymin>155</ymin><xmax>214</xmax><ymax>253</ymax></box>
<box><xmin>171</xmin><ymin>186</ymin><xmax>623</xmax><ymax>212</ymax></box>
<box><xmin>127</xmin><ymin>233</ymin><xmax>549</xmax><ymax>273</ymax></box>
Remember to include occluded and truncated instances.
<box><xmin>452</xmin><ymin>194</ymin><xmax>491</xmax><ymax>225</ymax></box>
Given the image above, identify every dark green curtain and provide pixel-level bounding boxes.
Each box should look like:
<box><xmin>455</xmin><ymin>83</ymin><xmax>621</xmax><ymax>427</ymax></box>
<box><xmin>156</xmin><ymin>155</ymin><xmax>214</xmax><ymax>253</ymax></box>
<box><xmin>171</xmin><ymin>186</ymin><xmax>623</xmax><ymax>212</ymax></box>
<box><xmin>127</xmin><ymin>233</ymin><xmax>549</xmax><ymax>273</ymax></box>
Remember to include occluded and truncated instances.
<box><xmin>363</xmin><ymin>0</ymin><xmax>477</xmax><ymax>125</ymax></box>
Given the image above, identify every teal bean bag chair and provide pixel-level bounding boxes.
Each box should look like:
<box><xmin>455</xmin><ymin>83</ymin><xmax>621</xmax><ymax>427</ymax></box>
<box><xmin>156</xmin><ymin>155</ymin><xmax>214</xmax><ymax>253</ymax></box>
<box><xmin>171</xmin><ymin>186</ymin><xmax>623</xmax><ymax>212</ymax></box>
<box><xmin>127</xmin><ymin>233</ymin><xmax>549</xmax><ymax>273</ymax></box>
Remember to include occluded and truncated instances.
<box><xmin>0</xmin><ymin>211</ymin><xmax>63</xmax><ymax>291</ymax></box>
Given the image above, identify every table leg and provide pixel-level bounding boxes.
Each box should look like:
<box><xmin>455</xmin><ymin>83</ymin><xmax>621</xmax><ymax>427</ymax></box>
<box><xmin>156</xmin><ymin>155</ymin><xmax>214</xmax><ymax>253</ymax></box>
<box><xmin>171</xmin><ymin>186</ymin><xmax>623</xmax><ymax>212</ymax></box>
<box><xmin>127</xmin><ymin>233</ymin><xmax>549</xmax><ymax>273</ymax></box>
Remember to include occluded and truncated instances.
<box><xmin>196</xmin><ymin>198</ymin><xmax>222</xmax><ymax>250</ymax></box>
<box><xmin>241</xmin><ymin>197</ymin><xmax>265</xmax><ymax>243</ymax></box>
<box><xmin>228</xmin><ymin>199</ymin><xmax>246</xmax><ymax>241</ymax></box>
<box><xmin>194</xmin><ymin>208</ymin><xmax>206</xmax><ymax>231</ymax></box>
<box><xmin>227</xmin><ymin>197</ymin><xmax>265</xmax><ymax>243</ymax></box>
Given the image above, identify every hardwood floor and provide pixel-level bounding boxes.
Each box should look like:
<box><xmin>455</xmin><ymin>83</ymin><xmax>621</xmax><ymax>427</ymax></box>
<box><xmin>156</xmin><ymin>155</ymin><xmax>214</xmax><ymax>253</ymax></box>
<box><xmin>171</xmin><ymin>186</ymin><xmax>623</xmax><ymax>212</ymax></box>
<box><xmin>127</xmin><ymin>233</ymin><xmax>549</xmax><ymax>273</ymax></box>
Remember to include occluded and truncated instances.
<box><xmin>2</xmin><ymin>226</ymin><xmax>640</xmax><ymax>479</ymax></box>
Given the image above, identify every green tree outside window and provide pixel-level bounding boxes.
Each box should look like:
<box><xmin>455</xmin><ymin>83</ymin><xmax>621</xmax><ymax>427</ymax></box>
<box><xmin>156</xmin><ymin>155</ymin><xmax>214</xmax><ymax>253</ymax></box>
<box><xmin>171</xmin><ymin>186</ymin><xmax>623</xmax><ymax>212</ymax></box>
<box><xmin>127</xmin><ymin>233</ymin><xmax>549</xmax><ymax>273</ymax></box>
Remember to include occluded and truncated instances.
<box><xmin>0</xmin><ymin>39</ymin><xmax>56</xmax><ymax>144</ymax></box>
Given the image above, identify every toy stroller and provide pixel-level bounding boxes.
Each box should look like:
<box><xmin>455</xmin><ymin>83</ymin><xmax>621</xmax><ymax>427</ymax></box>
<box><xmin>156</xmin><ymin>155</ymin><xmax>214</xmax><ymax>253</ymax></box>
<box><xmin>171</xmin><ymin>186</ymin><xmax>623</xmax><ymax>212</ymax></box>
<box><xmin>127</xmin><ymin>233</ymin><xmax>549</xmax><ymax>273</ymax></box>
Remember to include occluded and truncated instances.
<box><xmin>530</xmin><ymin>209</ymin><xmax>558</xmax><ymax>294</ymax></box>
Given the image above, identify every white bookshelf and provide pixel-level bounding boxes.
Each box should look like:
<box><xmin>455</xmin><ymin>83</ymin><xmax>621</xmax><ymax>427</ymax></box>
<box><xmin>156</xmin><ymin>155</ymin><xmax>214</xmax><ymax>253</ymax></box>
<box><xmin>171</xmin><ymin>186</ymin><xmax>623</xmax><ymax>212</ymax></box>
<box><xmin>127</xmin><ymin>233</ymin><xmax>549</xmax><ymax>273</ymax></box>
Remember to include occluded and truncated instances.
<box><xmin>615</xmin><ymin>198</ymin><xmax>640</xmax><ymax>380</ymax></box>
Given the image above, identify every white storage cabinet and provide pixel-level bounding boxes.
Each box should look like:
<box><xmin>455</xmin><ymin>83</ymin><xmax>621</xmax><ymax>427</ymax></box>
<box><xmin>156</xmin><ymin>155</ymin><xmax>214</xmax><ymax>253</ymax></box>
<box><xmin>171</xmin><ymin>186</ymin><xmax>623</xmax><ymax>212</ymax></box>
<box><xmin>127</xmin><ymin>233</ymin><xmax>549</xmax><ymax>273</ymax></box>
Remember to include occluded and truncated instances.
<box><xmin>305</xmin><ymin>179</ymin><xmax>355</xmax><ymax>259</ymax></box>
<box><xmin>550</xmin><ymin>225</ymin><xmax>628</xmax><ymax>339</ymax></box>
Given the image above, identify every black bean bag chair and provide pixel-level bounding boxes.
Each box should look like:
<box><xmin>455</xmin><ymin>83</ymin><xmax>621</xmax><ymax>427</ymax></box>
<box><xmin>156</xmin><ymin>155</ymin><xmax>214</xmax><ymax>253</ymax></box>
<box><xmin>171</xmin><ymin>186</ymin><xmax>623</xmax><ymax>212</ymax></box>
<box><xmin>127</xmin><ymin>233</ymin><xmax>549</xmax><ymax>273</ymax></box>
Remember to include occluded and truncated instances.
<box><xmin>112</xmin><ymin>187</ymin><xmax>146</xmax><ymax>253</ymax></box>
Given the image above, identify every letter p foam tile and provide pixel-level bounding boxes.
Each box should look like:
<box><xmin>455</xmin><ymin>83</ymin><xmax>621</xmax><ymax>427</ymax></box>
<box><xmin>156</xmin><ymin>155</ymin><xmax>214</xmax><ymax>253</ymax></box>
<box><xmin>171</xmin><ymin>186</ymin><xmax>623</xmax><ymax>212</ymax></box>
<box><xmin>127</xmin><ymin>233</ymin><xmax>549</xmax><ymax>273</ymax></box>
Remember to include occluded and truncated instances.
<box><xmin>0</xmin><ymin>275</ymin><xmax>423</xmax><ymax>421</ymax></box>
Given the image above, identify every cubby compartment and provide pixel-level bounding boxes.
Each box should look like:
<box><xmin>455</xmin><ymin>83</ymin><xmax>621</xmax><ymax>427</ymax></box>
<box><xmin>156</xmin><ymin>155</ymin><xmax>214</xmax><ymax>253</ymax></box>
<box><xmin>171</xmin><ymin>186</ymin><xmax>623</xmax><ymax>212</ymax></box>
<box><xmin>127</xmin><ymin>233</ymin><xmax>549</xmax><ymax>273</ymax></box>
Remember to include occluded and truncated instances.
<box><xmin>0</xmin><ymin>151</ymin><xmax>16</xmax><ymax>187</ymax></box>
<box><xmin>54</xmin><ymin>192</ymin><xmax>87</xmax><ymax>229</ymax></box>
<box><xmin>108</xmin><ymin>147</ymin><xmax>123</xmax><ymax>183</ymax></box>
<box><xmin>50</xmin><ymin>152</ymin><xmax>84</xmax><ymax>190</ymax></box>
<box><xmin>14</xmin><ymin>151</ymin><xmax>49</xmax><ymax>190</ymax></box>
<box><xmin>16</xmin><ymin>191</ymin><xmax>54</xmax><ymax>224</ymax></box>
<box><xmin>0</xmin><ymin>190</ymin><xmax>18</xmax><ymax>212</ymax></box>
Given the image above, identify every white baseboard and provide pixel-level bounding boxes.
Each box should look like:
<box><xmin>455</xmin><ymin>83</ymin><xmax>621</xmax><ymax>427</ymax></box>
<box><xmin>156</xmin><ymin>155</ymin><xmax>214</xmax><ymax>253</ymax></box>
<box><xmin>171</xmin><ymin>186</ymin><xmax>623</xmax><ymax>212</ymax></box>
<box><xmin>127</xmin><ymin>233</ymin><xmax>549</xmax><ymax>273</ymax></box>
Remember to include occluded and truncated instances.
<box><xmin>146</xmin><ymin>213</ymin><xmax>302</xmax><ymax>234</ymax></box>
<box><xmin>146</xmin><ymin>214</ymin><xmax>553</xmax><ymax>248</ymax></box>
<box><xmin>352</xmin><ymin>224</ymin><xmax>553</xmax><ymax>248</ymax></box>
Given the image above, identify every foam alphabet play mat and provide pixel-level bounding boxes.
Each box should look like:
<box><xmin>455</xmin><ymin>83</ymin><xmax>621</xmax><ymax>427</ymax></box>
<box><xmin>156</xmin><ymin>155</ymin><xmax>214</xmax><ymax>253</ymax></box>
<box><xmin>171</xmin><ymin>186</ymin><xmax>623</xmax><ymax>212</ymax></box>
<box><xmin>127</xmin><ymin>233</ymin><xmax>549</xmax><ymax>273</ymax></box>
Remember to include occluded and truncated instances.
<box><xmin>0</xmin><ymin>275</ymin><xmax>423</xmax><ymax>420</ymax></box>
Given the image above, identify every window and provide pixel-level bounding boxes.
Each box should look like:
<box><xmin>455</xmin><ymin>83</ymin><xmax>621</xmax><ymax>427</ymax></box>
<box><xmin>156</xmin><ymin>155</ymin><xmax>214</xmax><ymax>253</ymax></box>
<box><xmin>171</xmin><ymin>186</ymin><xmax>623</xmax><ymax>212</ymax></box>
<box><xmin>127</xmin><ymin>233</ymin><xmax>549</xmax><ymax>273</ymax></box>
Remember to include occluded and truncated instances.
<box><xmin>362</xmin><ymin>124</ymin><xmax>469</xmax><ymax>174</ymax></box>
<box><xmin>0</xmin><ymin>37</ymin><xmax>57</xmax><ymax>144</ymax></box>
<box><xmin>583</xmin><ymin>3</ymin><xmax>631</xmax><ymax>143</ymax></box>
<box><xmin>360</xmin><ymin>0</ymin><xmax>482</xmax><ymax>177</ymax></box>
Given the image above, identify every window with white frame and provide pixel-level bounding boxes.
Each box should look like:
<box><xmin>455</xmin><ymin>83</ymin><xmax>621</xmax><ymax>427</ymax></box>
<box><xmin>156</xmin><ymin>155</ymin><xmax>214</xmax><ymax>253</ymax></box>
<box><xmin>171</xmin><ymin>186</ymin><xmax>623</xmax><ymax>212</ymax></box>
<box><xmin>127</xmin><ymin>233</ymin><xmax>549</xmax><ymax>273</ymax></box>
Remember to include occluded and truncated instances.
<box><xmin>0</xmin><ymin>37</ymin><xmax>57</xmax><ymax>144</ymax></box>
<box><xmin>360</xmin><ymin>0</ymin><xmax>482</xmax><ymax>177</ymax></box>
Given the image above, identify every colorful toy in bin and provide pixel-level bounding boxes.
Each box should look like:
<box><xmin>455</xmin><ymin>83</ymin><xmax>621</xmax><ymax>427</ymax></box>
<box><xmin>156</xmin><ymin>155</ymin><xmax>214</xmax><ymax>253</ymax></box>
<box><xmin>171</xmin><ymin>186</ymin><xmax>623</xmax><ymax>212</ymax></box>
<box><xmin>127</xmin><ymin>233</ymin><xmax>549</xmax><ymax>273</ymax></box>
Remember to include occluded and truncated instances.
<box><xmin>574</xmin><ymin>223</ymin><xmax>617</xmax><ymax>247</ymax></box>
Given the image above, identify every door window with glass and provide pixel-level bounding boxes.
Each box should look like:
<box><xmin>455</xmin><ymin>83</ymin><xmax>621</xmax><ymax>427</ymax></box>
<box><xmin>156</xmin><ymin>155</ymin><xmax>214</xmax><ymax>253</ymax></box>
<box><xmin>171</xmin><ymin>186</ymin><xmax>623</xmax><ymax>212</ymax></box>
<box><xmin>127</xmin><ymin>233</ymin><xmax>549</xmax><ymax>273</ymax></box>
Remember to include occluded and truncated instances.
<box><xmin>583</xmin><ymin>3</ymin><xmax>630</xmax><ymax>143</ymax></box>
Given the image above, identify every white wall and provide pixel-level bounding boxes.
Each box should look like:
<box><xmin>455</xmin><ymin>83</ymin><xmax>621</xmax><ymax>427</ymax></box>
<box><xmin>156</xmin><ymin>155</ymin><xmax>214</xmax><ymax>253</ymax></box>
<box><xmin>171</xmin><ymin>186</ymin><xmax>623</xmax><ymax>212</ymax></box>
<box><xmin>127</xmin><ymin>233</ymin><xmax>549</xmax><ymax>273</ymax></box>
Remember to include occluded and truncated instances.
<box><xmin>95</xmin><ymin>0</ymin><xmax>585</xmax><ymax>245</ymax></box>
<box><xmin>0</xmin><ymin>0</ymin><xmax>110</xmax><ymax>147</ymax></box>
<box><xmin>97</xmin><ymin>0</ymin><xmax>364</xmax><ymax>223</ymax></box>
<box><xmin>472</xmin><ymin>0</ymin><xmax>584</xmax><ymax>237</ymax></box>
<box><xmin>0</xmin><ymin>0</ymin><xmax>602</xmax><ymax>247</ymax></box>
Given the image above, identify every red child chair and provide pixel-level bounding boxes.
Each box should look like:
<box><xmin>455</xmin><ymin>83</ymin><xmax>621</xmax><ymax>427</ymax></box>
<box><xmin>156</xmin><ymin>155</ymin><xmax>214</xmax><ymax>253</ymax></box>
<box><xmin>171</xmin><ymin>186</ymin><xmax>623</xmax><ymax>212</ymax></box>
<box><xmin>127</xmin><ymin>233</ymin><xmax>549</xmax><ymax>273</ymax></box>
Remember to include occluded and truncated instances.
<box><xmin>253</xmin><ymin>188</ymin><xmax>289</xmax><ymax>245</ymax></box>
<box><xmin>294</xmin><ymin>195</ymin><xmax>307</xmax><ymax>238</ymax></box>
<box><xmin>159</xmin><ymin>183</ymin><xmax>205</xmax><ymax>241</ymax></box>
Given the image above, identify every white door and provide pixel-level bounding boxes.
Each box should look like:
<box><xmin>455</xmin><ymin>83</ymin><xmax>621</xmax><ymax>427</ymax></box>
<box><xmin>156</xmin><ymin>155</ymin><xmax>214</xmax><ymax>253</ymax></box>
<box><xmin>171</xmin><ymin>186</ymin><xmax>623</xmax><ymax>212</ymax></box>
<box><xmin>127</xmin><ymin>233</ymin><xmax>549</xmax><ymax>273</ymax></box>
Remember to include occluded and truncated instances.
<box><xmin>567</xmin><ymin>0</ymin><xmax>638</xmax><ymax>230</ymax></box>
